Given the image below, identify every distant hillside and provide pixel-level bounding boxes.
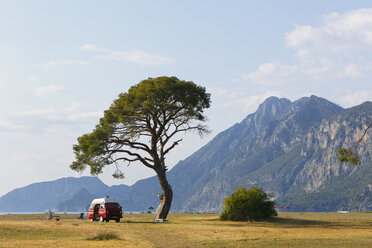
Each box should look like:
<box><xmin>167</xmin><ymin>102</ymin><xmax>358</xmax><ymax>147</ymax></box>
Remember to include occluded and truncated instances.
<box><xmin>53</xmin><ymin>188</ymin><xmax>97</xmax><ymax>212</ymax></box>
<box><xmin>0</xmin><ymin>177</ymin><xmax>129</xmax><ymax>212</ymax></box>
<box><xmin>276</xmin><ymin>162</ymin><xmax>372</xmax><ymax>211</ymax></box>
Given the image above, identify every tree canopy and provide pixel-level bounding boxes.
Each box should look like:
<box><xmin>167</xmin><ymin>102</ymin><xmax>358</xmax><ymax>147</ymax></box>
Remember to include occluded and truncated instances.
<box><xmin>220</xmin><ymin>185</ymin><xmax>277</xmax><ymax>221</ymax></box>
<box><xmin>70</xmin><ymin>76</ymin><xmax>211</xmax><ymax>219</ymax></box>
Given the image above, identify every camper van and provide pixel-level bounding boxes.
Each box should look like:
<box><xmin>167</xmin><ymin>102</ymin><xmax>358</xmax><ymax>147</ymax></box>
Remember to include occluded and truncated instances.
<box><xmin>88</xmin><ymin>196</ymin><xmax>123</xmax><ymax>222</ymax></box>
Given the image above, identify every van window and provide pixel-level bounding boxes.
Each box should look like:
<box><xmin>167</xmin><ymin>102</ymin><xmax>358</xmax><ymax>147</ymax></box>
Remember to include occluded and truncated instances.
<box><xmin>105</xmin><ymin>203</ymin><xmax>120</xmax><ymax>208</ymax></box>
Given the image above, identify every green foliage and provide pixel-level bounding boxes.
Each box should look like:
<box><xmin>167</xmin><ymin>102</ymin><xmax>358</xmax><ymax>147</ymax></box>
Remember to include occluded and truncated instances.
<box><xmin>70</xmin><ymin>76</ymin><xmax>211</xmax><ymax>176</ymax></box>
<box><xmin>220</xmin><ymin>185</ymin><xmax>277</xmax><ymax>221</ymax></box>
<box><xmin>337</xmin><ymin>147</ymin><xmax>361</xmax><ymax>166</ymax></box>
<box><xmin>111</xmin><ymin>76</ymin><xmax>210</xmax><ymax>124</ymax></box>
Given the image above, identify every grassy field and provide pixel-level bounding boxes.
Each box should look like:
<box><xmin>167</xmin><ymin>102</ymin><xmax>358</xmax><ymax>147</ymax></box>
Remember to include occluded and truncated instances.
<box><xmin>0</xmin><ymin>212</ymin><xmax>371</xmax><ymax>247</ymax></box>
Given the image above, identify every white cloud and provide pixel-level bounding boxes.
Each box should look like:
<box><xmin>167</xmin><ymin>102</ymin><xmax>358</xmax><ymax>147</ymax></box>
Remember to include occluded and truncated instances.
<box><xmin>10</xmin><ymin>153</ymin><xmax>51</xmax><ymax>162</ymax></box>
<box><xmin>0</xmin><ymin>69</ymin><xmax>10</xmax><ymax>85</ymax></box>
<box><xmin>240</xmin><ymin>62</ymin><xmax>299</xmax><ymax>85</ymax></box>
<box><xmin>208</xmin><ymin>87</ymin><xmax>283</xmax><ymax>113</ymax></box>
<box><xmin>60</xmin><ymin>60</ymin><xmax>88</xmax><ymax>65</ymax></box>
<box><xmin>82</xmin><ymin>43</ymin><xmax>174</xmax><ymax>66</ymax></box>
<box><xmin>0</xmin><ymin>120</ymin><xmax>29</xmax><ymax>131</ymax></box>
<box><xmin>12</xmin><ymin>103</ymin><xmax>102</xmax><ymax>123</ymax></box>
<box><xmin>105</xmin><ymin>50</ymin><xmax>174</xmax><ymax>66</ymax></box>
<box><xmin>81</xmin><ymin>43</ymin><xmax>108</xmax><ymax>52</ymax></box>
<box><xmin>45</xmin><ymin>125</ymin><xmax>77</xmax><ymax>136</ymax></box>
<box><xmin>286</xmin><ymin>9</ymin><xmax>372</xmax><ymax>51</ymax></box>
<box><xmin>81</xmin><ymin>43</ymin><xmax>98</xmax><ymax>51</ymax></box>
<box><xmin>33</xmin><ymin>85</ymin><xmax>64</xmax><ymax>96</ymax></box>
<box><xmin>27</xmin><ymin>75</ymin><xmax>38</xmax><ymax>81</ymax></box>
<box><xmin>342</xmin><ymin>64</ymin><xmax>365</xmax><ymax>78</ymax></box>
<box><xmin>62</xmin><ymin>102</ymin><xmax>80</xmax><ymax>112</ymax></box>
<box><xmin>5</xmin><ymin>103</ymin><xmax>103</xmax><ymax>137</ymax></box>
<box><xmin>14</xmin><ymin>108</ymin><xmax>56</xmax><ymax>118</ymax></box>
<box><xmin>38</xmin><ymin>59</ymin><xmax>88</xmax><ymax>69</ymax></box>
<box><xmin>338</xmin><ymin>90</ymin><xmax>372</xmax><ymax>107</ymax></box>
<box><xmin>42</xmin><ymin>60</ymin><xmax>58</xmax><ymax>68</ymax></box>
<box><xmin>331</xmin><ymin>63</ymin><xmax>367</xmax><ymax>79</ymax></box>
<box><xmin>244</xmin><ymin>9</ymin><xmax>372</xmax><ymax>85</ymax></box>
<box><xmin>227</xmin><ymin>91</ymin><xmax>283</xmax><ymax>113</ymax></box>
<box><xmin>236</xmin><ymin>92</ymin><xmax>281</xmax><ymax>109</ymax></box>
<box><xmin>67</xmin><ymin>111</ymin><xmax>102</xmax><ymax>121</ymax></box>
<box><xmin>0</xmin><ymin>118</ymin><xmax>31</xmax><ymax>136</ymax></box>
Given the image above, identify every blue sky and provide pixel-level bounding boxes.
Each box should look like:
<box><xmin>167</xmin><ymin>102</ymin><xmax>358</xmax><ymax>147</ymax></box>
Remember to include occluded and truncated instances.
<box><xmin>1</xmin><ymin>1</ymin><xmax>372</xmax><ymax>195</ymax></box>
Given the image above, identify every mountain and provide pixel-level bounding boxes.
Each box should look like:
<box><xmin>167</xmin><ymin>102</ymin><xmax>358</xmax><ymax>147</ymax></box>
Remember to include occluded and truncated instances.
<box><xmin>276</xmin><ymin>101</ymin><xmax>372</xmax><ymax>211</ymax></box>
<box><xmin>119</xmin><ymin>96</ymin><xmax>371</xmax><ymax>212</ymax></box>
<box><xmin>0</xmin><ymin>176</ymin><xmax>129</xmax><ymax>212</ymax></box>
<box><xmin>1</xmin><ymin>95</ymin><xmax>371</xmax><ymax>212</ymax></box>
<box><xmin>54</xmin><ymin>188</ymin><xmax>98</xmax><ymax>212</ymax></box>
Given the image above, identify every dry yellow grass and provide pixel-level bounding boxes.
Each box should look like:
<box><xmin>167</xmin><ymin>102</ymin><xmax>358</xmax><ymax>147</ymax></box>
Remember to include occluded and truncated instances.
<box><xmin>0</xmin><ymin>212</ymin><xmax>371</xmax><ymax>247</ymax></box>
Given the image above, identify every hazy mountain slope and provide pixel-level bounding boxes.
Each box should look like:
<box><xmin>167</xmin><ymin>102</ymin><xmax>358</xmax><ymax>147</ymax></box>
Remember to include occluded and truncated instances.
<box><xmin>0</xmin><ymin>177</ymin><xmax>129</xmax><ymax>212</ymax></box>
<box><xmin>54</xmin><ymin>188</ymin><xmax>98</xmax><ymax>212</ymax></box>
<box><xmin>276</xmin><ymin>101</ymin><xmax>372</xmax><ymax>211</ymax></box>
<box><xmin>276</xmin><ymin>160</ymin><xmax>372</xmax><ymax>211</ymax></box>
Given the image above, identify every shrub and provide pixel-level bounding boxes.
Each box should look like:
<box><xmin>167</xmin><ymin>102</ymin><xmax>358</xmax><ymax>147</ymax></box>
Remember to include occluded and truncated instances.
<box><xmin>220</xmin><ymin>185</ymin><xmax>277</xmax><ymax>221</ymax></box>
<box><xmin>87</xmin><ymin>232</ymin><xmax>121</xmax><ymax>241</ymax></box>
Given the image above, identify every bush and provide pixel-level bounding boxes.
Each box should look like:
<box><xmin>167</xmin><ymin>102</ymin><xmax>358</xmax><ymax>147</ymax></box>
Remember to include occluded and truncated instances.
<box><xmin>87</xmin><ymin>232</ymin><xmax>121</xmax><ymax>241</ymax></box>
<box><xmin>220</xmin><ymin>185</ymin><xmax>277</xmax><ymax>221</ymax></box>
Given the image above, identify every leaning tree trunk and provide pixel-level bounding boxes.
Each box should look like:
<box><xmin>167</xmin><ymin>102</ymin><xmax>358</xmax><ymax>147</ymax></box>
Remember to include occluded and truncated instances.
<box><xmin>154</xmin><ymin>168</ymin><xmax>173</xmax><ymax>220</ymax></box>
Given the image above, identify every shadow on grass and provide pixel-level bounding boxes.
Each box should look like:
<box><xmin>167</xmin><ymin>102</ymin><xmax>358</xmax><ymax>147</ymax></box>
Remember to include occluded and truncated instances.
<box><xmin>265</xmin><ymin>217</ymin><xmax>334</xmax><ymax>228</ymax></box>
<box><xmin>119</xmin><ymin>220</ymin><xmax>160</xmax><ymax>224</ymax></box>
<box><xmin>260</xmin><ymin>217</ymin><xmax>372</xmax><ymax>229</ymax></box>
<box><xmin>192</xmin><ymin>216</ymin><xmax>372</xmax><ymax>229</ymax></box>
<box><xmin>87</xmin><ymin>232</ymin><xmax>122</xmax><ymax>241</ymax></box>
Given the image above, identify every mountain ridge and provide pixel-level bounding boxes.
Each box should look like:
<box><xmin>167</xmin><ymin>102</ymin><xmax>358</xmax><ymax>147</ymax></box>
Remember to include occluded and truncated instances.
<box><xmin>0</xmin><ymin>96</ymin><xmax>370</xmax><ymax>212</ymax></box>
<box><xmin>0</xmin><ymin>176</ymin><xmax>129</xmax><ymax>212</ymax></box>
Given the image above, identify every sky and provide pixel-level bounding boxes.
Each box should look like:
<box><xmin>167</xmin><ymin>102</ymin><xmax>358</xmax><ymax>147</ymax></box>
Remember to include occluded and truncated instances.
<box><xmin>1</xmin><ymin>1</ymin><xmax>372</xmax><ymax>196</ymax></box>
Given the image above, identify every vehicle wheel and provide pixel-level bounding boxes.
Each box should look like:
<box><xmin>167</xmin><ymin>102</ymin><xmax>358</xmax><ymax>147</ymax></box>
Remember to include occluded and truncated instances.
<box><xmin>99</xmin><ymin>216</ymin><xmax>104</xmax><ymax>222</ymax></box>
<box><xmin>115</xmin><ymin>218</ymin><xmax>120</xmax><ymax>223</ymax></box>
<box><xmin>105</xmin><ymin>219</ymin><xmax>109</xmax><ymax>222</ymax></box>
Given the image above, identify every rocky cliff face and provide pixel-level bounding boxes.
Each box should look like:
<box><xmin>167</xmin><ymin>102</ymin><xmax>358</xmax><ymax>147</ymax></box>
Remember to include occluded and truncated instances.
<box><xmin>275</xmin><ymin>102</ymin><xmax>372</xmax><ymax>211</ymax></box>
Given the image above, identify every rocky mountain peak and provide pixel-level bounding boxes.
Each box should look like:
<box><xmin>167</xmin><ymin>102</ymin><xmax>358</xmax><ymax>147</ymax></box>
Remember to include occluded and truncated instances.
<box><xmin>291</xmin><ymin>95</ymin><xmax>343</xmax><ymax>131</ymax></box>
<box><xmin>256</xmin><ymin>96</ymin><xmax>291</xmax><ymax>119</ymax></box>
<box><xmin>240</xmin><ymin>96</ymin><xmax>292</xmax><ymax>134</ymax></box>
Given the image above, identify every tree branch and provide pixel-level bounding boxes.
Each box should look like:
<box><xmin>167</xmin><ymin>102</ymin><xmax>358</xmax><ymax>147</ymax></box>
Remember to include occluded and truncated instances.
<box><xmin>107</xmin><ymin>149</ymin><xmax>154</xmax><ymax>168</ymax></box>
<box><xmin>350</xmin><ymin>120</ymin><xmax>372</xmax><ymax>149</ymax></box>
<box><xmin>163</xmin><ymin>138</ymin><xmax>183</xmax><ymax>156</ymax></box>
